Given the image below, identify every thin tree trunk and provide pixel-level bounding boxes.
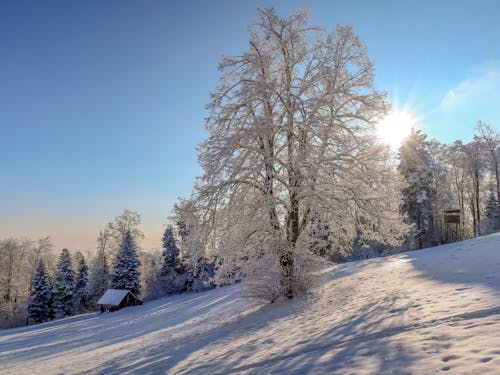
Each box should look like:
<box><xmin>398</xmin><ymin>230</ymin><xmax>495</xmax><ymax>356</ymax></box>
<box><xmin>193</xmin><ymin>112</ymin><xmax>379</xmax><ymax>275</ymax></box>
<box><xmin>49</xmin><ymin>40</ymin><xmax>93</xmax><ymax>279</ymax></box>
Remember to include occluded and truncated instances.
<box><xmin>494</xmin><ymin>155</ymin><xmax>500</xmax><ymax>228</ymax></box>
<box><xmin>475</xmin><ymin>171</ymin><xmax>481</xmax><ymax>236</ymax></box>
<box><xmin>471</xmin><ymin>197</ymin><xmax>477</xmax><ymax>236</ymax></box>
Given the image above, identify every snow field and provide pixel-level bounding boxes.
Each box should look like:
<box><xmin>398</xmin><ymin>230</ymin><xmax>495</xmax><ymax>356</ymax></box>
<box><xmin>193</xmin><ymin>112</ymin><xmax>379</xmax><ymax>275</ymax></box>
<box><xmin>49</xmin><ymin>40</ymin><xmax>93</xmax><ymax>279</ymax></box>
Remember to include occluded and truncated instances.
<box><xmin>1</xmin><ymin>233</ymin><xmax>500</xmax><ymax>374</ymax></box>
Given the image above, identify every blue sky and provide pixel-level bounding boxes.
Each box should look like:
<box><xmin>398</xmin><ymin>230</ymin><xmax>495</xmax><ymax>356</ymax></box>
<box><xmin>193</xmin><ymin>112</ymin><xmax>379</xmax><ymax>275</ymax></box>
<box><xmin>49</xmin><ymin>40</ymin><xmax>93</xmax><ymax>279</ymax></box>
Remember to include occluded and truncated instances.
<box><xmin>1</xmin><ymin>0</ymin><xmax>500</xmax><ymax>251</ymax></box>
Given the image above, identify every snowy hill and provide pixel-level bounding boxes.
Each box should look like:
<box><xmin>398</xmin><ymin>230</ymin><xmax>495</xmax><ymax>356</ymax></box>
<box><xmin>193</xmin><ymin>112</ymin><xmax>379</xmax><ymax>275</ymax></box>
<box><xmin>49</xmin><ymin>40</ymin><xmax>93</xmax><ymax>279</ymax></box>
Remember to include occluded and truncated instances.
<box><xmin>2</xmin><ymin>233</ymin><xmax>500</xmax><ymax>374</ymax></box>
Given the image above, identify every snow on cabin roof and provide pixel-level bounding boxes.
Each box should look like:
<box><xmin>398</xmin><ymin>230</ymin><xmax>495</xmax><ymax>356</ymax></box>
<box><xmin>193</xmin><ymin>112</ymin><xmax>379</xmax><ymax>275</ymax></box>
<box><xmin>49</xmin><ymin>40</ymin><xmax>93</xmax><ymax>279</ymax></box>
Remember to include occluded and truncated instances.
<box><xmin>97</xmin><ymin>289</ymin><xmax>131</xmax><ymax>306</ymax></box>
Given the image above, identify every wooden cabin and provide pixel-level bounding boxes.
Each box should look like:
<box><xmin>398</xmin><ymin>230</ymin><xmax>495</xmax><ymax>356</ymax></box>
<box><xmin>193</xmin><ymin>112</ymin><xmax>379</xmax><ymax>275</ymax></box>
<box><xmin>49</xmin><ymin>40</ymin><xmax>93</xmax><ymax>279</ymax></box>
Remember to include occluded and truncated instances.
<box><xmin>97</xmin><ymin>289</ymin><xmax>142</xmax><ymax>312</ymax></box>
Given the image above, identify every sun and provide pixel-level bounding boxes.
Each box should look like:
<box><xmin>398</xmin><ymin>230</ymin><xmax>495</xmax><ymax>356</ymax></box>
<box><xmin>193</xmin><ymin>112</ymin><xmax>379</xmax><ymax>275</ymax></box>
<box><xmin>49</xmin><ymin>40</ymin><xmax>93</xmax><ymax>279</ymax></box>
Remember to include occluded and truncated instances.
<box><xmin>376</xmin><ymin>110</ymin><xmax>415</xmax><ymax>149</ymax></box>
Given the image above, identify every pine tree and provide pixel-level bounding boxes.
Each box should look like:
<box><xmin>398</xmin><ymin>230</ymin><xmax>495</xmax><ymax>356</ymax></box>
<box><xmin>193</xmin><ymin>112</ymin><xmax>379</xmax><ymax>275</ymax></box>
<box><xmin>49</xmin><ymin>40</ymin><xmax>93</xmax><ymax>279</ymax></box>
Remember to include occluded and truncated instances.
<box><xmin>308</xmin><ymin>215</ymin><xmax>333</xmax><ymax>258</ymax></box>
<box><xmin>27</xmin><ymin>259</ymin><xmax>52</xmax><ymax>324</ymax></box>
<box><xmin>74</xmin><ymin>253</ymin><xmax>89</xmax><ymax>312</ymax></box>
<box><xmin>161</xmin><ymin>226</ymin><xmax>180</xmax><ymax>275</ymax></box>
<box><xmin>111</xmin><ymin>230</ymin><xmax>141</xmax><ymax>296</ymax></box>
<box><xmin>399</xmin><ymin>128</ymin><xmax>435</xmax><ymax>248</ymax></box>
<box><xmin>484</xmin><ymin>190</ymin><xmax>499</xmax><ymax>232</ymax></box>
<box><xmin>52</xmin><ymin>248</ymin><xmax>75</xmax><ymax>318</ymax></box>
<box><xmin>160</xmin><ymin>226</ymin><xmax>184</xmax><ymax>294</ymax></box>
<box><xmin>191</xmin><ymin>256</ymin><xmax>215</xmax><ymax>292</ymax></box>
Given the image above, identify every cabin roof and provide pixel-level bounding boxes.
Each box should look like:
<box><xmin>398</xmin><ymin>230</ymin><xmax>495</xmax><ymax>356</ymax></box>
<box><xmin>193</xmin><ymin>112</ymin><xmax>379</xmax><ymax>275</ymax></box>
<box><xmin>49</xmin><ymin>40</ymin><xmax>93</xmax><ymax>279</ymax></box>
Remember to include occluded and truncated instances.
<box><xmin>97</xmin><ymin>289</ymin><xmax>135</xmax><ymax>306</ymax></box>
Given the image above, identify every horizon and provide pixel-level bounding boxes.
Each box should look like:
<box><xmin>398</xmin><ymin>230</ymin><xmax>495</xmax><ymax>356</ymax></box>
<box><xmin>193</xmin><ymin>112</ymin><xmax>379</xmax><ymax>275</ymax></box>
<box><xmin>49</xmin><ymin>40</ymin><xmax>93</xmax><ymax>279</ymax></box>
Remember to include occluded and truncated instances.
<box><xmin>1</xmin><ymin>0</ymin><xmax>500</xmax><ymax>252</ymax></box>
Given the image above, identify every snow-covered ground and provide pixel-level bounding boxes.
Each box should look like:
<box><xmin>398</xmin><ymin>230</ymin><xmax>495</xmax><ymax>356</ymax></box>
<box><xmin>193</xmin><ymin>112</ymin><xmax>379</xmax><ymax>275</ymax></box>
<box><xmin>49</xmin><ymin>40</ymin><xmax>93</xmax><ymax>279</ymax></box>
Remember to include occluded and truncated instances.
<box><xmin>2</xmin><ymin>233</ymin><xmax>500</xmax><ymax>374</ymax></box>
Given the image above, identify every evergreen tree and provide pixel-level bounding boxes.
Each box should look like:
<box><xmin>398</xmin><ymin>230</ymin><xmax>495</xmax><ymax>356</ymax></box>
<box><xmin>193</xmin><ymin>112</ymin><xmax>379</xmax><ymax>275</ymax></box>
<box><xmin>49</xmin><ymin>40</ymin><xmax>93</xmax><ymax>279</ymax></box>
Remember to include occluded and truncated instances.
<box><xmin>160</xmin><ymin>226</ymin><xmax>184</xmax><ymax>294</ymax></box>
<box><xmin>74</xmin><ymin>253</ymin><xmax>89</xmax><ymax>312</ymax></box>
<box><xmin>307</xmin><ymin>215</ymin><xmax>333</xmax><ymax>258</ymax></box>
<box><xmin>27</xmin><ymin>259</ymin><xmax>52</xmax><ymax>324</ymax></box>
<box><xmin>161</xmin><ymin>226</ymin><xmax>180</xmax><ymax>275</ymax></box>
<box><xmin>399</xmin><ymin>129</ymin><xmax>435</xmax><ymax>248</ymax></box>
<box><xmin>111</xmin><ymin>230</ymin><xmax>141</xmax><ymax>296</ymax></box>
<box><xmin>52</xmin><ymin>248</ymin><xmax>75</xmax><ymax>318</ymax></box>
<box><xmin>191</xmin><ymin>256</ymin><xmax>215</xmax><ymax>292</ymax></box>
<box><xmin>484</xmin><ymin>189</ymin><xmax>499</xmax><ymax>232</ymax></box>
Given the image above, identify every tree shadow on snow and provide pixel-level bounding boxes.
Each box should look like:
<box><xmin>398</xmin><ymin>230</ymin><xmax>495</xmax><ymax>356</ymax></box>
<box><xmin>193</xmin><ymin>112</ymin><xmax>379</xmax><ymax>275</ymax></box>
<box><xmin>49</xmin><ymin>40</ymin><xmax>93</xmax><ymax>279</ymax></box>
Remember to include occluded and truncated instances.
<box><xmin>87</xmin><ymin>292</ymin><xmax>311</xmax><ymax>375</ymax></box>
<box><xmin>1</xmin><ymin>286</ymin><xmax>247</xmax><ymax>366</ymax></box>
<box><xmin>94</xmin><ymin>288</ymin><xmax>420</xmax><ymax>374</ymax></box>
<box><xmin>194</xmin><ymin>294</ymin><xmax>416</xmax><ymax>374</ymax></box>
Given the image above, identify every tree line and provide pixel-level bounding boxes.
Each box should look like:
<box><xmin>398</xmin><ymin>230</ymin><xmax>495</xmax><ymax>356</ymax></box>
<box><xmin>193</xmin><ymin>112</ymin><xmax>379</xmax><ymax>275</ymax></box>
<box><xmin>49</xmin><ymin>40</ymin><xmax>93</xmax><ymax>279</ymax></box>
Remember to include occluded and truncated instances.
<box><xmin>1</xmin><ymin>210</ymin><xmax>215</xmax><ymax>328</ymax></box>
<box><xmin>399</xmin><ymin>122</ymin><xmax>500</xmax><ymax>249</ymax></box>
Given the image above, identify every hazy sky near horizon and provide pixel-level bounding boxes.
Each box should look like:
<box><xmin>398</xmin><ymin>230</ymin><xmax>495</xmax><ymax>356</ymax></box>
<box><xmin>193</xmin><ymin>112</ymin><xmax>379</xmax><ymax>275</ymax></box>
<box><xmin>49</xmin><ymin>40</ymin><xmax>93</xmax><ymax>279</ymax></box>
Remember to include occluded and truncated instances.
<box><xmin>1</xmin><ymin>0</ymin><xmax>500</xmax><ymax>252</ymax></box>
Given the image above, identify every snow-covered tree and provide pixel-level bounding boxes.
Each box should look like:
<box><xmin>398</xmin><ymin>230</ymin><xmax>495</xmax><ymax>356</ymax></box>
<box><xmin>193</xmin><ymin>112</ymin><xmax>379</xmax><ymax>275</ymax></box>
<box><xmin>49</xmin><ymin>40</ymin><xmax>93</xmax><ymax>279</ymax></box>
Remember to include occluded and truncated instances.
<box><xmin>111</xmin><ymin>230</ymin><xmax>141</xmax><ymax>296</ymax></box>
<box><xmin>1</xmin><ymin>238</ymin><xmax>32</xmax><ymax>327</ymax></box>
<box><xmin>27</xmin><ymin>259</ymin><xmax>52</xmax><ymax>324</ymax></box>
<box><xmin>462</xmin><ymin>139</ymin><xmax>487</xmax><ymax>236</ymax></box>
<box><xmin>190</xmin><ymin>256</ymin><xmax>215</xmax><ymax>292</ymax></box>
<box><xmin>161</xmin><ymin>226</ymin><xmax>180</xmax><ymax>274</ymax></box>
<box><xmin>160</xmin><ymin>226</ymin><xmax>184</xmax><ymax>294</ymax></box>
<box><xmin>307</xmin><ymin>215</ymin><xmax>333</xmax><ymax>258</ymax></box>
<box><xmin>171</xmin><ymin>199</ymin><xmax>216</xmax><ymax>291</ymax></box>
<box><xmin>74</xmin><ymin>252</ymin><xmax>89</xmax><ymax>312</ymax></box>
<box><xmin>476</xmin><ymin>122</ymin><xmax>500</xmax><ymax>229</ymax></box>
<box><xmin>193</xmin><ymin>8</ymin><xmax>408</xmax><ymax>300</ymax></box>
<box><xmin>88</xmin><ymin>229</ymin><xmax>111</xmax><ymax>304</ymax></box>
<box><xmin>483</xmin><ymin>188</ymin><xmax>499</xmax><ymax>233</ymax></box>
<box><xmin>52</xmin><ymin>248</ymin><xmax>75</xmax><ymax>318</ymax></box>
<box><xmin>141</xmin><ymin>250</ymin><xmax>163</xmax><ymax>301</ymax></box>
<box><xmin>399</xmin><ymin>128</ymin><xmax>435</xmax><ymax>248</ymax></box>
<box><xmin>0</xmin><ymin>237</ymin><xmax>54</xmax><ymax>328</ymax></box>
<box><xmin>106</xmin><ymin>209</ymin><xmax>144</xmax><ymax>252</ymax></box>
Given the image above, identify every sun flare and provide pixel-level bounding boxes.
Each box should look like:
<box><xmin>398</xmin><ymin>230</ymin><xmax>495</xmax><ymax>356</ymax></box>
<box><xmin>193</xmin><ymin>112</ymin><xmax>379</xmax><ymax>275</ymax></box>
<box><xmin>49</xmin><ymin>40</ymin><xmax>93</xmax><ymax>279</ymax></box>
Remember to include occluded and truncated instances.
<box><xmin>376</xmin><ymin>110</ymin><xmax>415</xmax><ymax>149</ymax></box>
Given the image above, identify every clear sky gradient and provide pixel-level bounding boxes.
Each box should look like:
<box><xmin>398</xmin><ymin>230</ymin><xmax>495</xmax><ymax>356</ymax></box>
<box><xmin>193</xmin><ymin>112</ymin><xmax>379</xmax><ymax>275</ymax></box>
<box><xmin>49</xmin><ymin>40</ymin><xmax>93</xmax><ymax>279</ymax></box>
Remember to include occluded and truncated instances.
<box><xmin>1</xmin><ymin>0</ymin><xmax>500</xmax><ymax>252</ymax></box>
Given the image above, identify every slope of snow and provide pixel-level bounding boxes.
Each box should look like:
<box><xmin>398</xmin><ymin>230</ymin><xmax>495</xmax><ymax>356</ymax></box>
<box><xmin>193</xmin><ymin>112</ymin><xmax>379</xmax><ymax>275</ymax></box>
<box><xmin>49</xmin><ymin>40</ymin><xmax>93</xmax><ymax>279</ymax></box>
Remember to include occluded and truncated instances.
<box><xmin>2</xmin><ymin>233</ymin><xmax>500</xmax><ymax>374</ymax></box>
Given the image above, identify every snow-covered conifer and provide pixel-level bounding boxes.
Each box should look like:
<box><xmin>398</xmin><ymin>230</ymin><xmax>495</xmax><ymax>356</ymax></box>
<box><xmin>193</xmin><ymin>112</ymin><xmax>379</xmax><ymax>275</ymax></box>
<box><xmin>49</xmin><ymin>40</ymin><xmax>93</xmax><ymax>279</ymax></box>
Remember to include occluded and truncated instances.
<box><xmin>399</xmin><ymin>128</ymin><xmax>435</xmax><ymax>248</ymax></box>
<box><xmin>161</xmin><ymin>226</ymin><xmax>180</xmax><ymax>275</ymax></box>
<box><xmin>190</xmin><ymin>256</ymin><xmax>215</xmax><ymax>292</ymax></box>
<box><xmin>484</xmin><ymin>189</ymin><xmax>499</xmax><ymax>233</ymax></box>
<box><xmin>74</xmin><ymin>253</ymin><xmax>89</xmax><ymax>312</ymax></box>
<box><xmin>160</xmin><ymin>226</ymin><xmax>184</xmax><ymax>293</ymax></box>
<box><xmin>52</xmin><ymin>248</ymin><xmax>75</xmax><ymax>318</ymax></box>
<box><xmin>27</xmin><ymin>259</ymin><xmax>52</xmax><ymax>324</ymax></box>
<box><xmin>111</xmin><ymin>230</ymin><xmax>141</xmax><ymax>296</ymax></box>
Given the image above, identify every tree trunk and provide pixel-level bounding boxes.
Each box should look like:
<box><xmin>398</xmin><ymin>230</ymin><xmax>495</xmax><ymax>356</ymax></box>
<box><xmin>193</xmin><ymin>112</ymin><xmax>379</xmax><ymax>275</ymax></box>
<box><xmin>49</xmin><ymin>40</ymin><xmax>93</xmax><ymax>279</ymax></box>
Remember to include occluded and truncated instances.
<box><xmin>494</xmin><ymin>154</ymin><xmax>500</xmax><ymax>228</ymax></box>
<box><xmin>475</xmin><ymin>171</ymin><xmax>481</xmax><ymax>236</ymax></box>
<box><xmin>471</xmin><ymin>197</ymin><xmax>477</xmax><ymax>237</ymax></box>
